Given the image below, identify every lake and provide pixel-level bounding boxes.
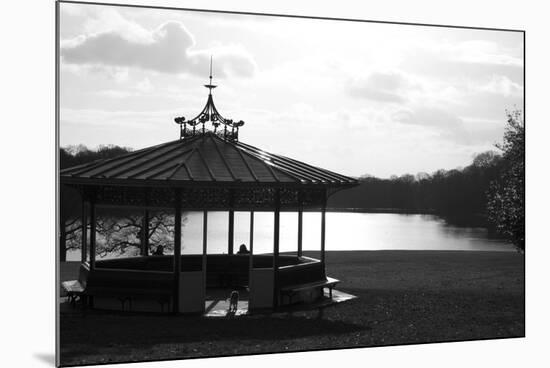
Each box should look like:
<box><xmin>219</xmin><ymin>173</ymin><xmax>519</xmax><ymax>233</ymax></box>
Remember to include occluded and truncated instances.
<box><xmin>66</xmin><ymin>211</ymin><xmax>514</xmax><ymax>261</ymax></box>
<box><xmin>181</xmin><ymin>211</ymin><xmax>514</xmax><ymax>254</ymax></box>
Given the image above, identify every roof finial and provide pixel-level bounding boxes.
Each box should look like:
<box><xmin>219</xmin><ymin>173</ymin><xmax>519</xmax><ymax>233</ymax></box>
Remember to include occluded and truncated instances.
<box><xmin>205</xmin><ymin>55</ymin><xmax>216</xmax><ymax>95</ymax></box>
<box><xmin>175</xmin><ymin>57</ymin><xmax>244</xmax><ymax>141</ymax></box>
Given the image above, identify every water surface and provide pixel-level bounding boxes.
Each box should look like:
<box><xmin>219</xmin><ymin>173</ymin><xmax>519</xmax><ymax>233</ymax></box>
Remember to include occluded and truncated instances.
<box><xmin>66</xmin><ymin>212</ymin><xmax>513</xmax><ymax>261</ymax></box>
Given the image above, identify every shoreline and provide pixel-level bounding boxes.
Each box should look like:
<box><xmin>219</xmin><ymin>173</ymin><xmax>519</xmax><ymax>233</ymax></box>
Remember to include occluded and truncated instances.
<box><xmin>326</xmin><ymin>207</ymin><xmax>437</xmax><ymax>214</ymax></box>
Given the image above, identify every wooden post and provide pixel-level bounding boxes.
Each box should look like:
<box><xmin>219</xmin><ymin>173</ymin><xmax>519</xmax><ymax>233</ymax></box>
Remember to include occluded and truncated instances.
<box><xmin>273</xmin><ymin>190</ymin><xmax>281</xmax><ymax>308</ymax></box>
<box><xmin>248</xmin><ymin>211</ymin><xmax>255</xmax><ymax>310</ymax></box>
<box><xmin>249</xmin><ymin>211</ymin><xmax>254</xmax><ymax>271</ymax></box>
<box><xmin>81</xmin><ymin>201</ymin><xmax>87</xmax><ymax>263</ymax></box>
<box><xmin>202</xmin><ymin>210</ymin><xmax>208</xmax><ymax>290</ymax></box>
<box><xmin>141</xmin><ymin>209</ymin><xmax>149</xmax><ymax>256</ymax></box>
<box><xmin>89</xmin><ymin>202</ymin><xmax>96</xmax><ymax>270</ymax></box>
<box><xmin>228</xmin><ymin>209</ymin><xmax>234</xmax><ymax>255</ymax></box>
<box><xmin>297</xmin><ymin>206</ymin><xmax>303</xmax><ymax>258</ymax></box>
<box><xmin>173</xmin><ymin>191</ymin><xmax>182</xmax><ymax>314</ymax></box>
<box><xmin>320</xmin><ymin>198</ymin><xmax>327</xmax><ymax>267</ymax></box>
<box><xmin>60</xmin><ymin>218</ymin><xmax>67</xmax><ymax>263</ymax></box>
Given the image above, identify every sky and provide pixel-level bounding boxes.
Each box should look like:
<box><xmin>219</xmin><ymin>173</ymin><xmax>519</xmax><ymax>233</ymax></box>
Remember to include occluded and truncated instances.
<box><xmin>59</xmin><ymin>3</ymin><xmax>524</xmax><ymax>178</ymax></box>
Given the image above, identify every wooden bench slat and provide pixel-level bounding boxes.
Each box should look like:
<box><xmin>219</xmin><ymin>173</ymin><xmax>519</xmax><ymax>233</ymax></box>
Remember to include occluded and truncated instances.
<box><xmin>280</xmin><ymin>277</ymin><xmax>339</xmax><ymax>292</ymax></box>
<box><xmin>61</xmin><ymin>280</ymin><xmax>85</xmax><ymax>294</ymax></box>
<box><xmin>85</xmin><ymin>287</ymin><xmax>172</xmax><ymax>297</ymax></box>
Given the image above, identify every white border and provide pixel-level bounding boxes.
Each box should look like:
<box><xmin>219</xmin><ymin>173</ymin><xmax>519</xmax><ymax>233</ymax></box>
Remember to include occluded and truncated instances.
<box><xmin>2</xmin><ymin>0</ymin><xmax>548</xmax><ymax>367</ymax></box>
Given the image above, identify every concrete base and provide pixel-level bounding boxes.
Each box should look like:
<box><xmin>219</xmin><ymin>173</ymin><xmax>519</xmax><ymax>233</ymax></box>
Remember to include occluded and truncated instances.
<box><xmin>248</xmin><ymin>268</ymin><xmax>274</xmax><ymax>310</ymax></box>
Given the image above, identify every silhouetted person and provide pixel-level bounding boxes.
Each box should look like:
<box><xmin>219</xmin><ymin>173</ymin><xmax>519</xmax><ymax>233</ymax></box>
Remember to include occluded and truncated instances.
<box><xmin>153</xmin><ymin>244</ymin><xmax>164</xmax><ymax>255</ymax></box>
<box><xmin>237</xmin><ymin>244</ymin><xmax>249</xmax><ymax>255</ymax></box>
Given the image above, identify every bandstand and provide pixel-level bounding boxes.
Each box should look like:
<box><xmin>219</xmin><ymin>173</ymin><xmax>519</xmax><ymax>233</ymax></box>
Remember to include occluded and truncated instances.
<box><xmin>60</xmin><ymin>68</ymin><xmax>358</xmax><ymax>314</ymax></box>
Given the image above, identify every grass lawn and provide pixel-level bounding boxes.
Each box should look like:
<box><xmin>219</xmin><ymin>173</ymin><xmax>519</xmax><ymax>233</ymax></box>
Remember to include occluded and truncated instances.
<box><xmin>59</xmin><ymin>250</ymin><xmax>524</xmax><ymax>366</ymax></box>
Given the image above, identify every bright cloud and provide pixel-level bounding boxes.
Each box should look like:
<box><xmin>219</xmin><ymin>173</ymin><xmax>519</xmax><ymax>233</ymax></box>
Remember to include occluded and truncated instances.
<box><xmin>347</xmin><ymin>71</ymin><xmax>420</xmax><ymax>103</ymax></box>
<box><xmin>62</xmin><ymin>20</ymin><xmax>256</xmax><ymax>78</ymax></box>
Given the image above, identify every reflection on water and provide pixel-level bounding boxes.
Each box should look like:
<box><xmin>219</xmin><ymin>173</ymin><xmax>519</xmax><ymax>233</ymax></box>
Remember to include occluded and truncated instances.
<box><xmin>322</xmin><ymin>213</ymin><xmax>513</xmax><ymax>252</ymax></box>
<box><xmin>67</xmin><ymin>212</ymin><xmax>514</xmax><ymax>260</ymax></box>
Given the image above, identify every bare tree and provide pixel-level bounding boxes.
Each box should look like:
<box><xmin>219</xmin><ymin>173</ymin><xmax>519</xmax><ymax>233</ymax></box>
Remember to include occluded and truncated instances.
<box><xmin>94</xmin><ymin>211</ymin><xmax>184</xmax><ymax>258</ymax></box>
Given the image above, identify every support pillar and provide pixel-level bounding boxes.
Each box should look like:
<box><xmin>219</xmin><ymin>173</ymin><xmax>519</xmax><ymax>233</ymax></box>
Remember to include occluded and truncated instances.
<box><xmin>297</xmin><ymin>206</ymin><xmax>303</xmax><ymax>258</ymax></box>
<box><xmin>89</xmin><ymin>201</ymin><xmax>96</xmax><ymax>270</ymax></box>
<box><xmin>273</xmin><ymin>190</ymin><xmax>281</xmax><ymax>308</ymax></box>
<box><xmin>249</xmin><ymin>211</ymin><xmax>254</xmax><ymax>272</ymax></box>
<box><xmin>141</xmin><ymin>209</ymin><xmax>149</xmax><ymax>256</ymax></box>
<box><xmin>320</xmin><ymin>198</ymin><xmax>327</xmax><ymax>268</ymax></box>
<box><xmin>202</xmin><ymin>210</ymin><xmax>208</xmax><ymax>290</ymax></box>
<box><xmin>173</xmin><ymin>191</ymin><xmax>182</xmax><ymax>314</ymax></box>
<box><xmin>60</xmin><ymin>215</ymin><xmax>67</xmax><ymax>262</ymax></box>
<box><xmin>228</xmin><ymin>209</ymin><xmax>234</xmax><ymax>255</ymax></box>
<box><xmin>81</xmin><ymin>201</ymin><xmax>87</xmax><ymax>264</ymax></box>
<box><xmin>248</xmin><ymin>211</ymin><xmax>255</xmax><ymax>308</ymax></box>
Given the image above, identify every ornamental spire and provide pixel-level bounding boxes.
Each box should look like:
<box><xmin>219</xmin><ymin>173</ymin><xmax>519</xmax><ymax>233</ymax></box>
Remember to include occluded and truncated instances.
<box><xmin>174</xmin><ymin>57</ymin><xmax>245</xmax><ymax>141</ymax></box>
<box><xmin>204</xmin><ymin>56</ymin><xmax>216</xmax><ymax>95</ymax></box>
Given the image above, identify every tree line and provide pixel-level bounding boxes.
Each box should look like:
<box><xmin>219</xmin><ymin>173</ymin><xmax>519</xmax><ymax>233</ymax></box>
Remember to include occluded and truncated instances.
<box><xmin>329</xmin><ymin>150</ymin><xmax>503</xmax><ymax>225</ymax></box>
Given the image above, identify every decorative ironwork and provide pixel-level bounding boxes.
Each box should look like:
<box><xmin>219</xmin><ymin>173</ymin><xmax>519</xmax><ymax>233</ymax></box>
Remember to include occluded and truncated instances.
<box><xmin>174</xmin><ymin>57</ymin><xmax>245</xmax><ymax>141</ymax></box>
<box><xmin>82</xmin><ymin>184</ymin><xmax>327</xmax><ymax>210</ymax></box>
<box><xmin>180</xmin><ymin>188</ymin><xmax>231</xmax><ymax>208</ymax></box>
<box><xmin>280</xmin><ymin>188</ymin><xmax>300</xmax><ymax>205</ymax></box>
<box><xmin>234</xmin><ymin>187</ymin><xmax>276</xmax><ymax>208</ymax></box>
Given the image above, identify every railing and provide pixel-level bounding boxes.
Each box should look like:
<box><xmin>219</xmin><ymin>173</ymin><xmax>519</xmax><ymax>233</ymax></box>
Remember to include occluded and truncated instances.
<box><xmin>180</xmin><ymin>126</ymin><xmax>240</xmax><ymax>141</ymax></box>
<box><xmin>87</xmin><ymin>254</ymin><xmax>318</xmax><ymax>289</ymax></box>
<box><xmin>278</xmin><ymin>257</ymin><xmax>325</xmax><ymax>288</ymax></box>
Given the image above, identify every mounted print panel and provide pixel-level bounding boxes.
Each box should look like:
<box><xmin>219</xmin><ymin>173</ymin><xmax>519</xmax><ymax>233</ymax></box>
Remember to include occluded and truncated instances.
<box><xmin>57</xmin><ymin>1</ymin><xmax>525</xmax><ymax>367</ymax></box>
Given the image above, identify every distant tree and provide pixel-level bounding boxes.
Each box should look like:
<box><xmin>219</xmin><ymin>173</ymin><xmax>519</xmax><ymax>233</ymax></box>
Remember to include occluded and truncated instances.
<box><xmin>473</xmin><ymin>151</ymin><xmax>501</xmax><ymax>168</ymax></box>
<box><xmin>60</xmin><ymin>144</ymin><xmax>133</xmax><ymax>169</ymax></box>
<box><xmin>487</xmin><ymin>110</ymin><xmax>525</xmax><ymax>251</ymax></box>
<box><xmin>397</xmin><ymin>174</ymin><xmax>415</xmax><ymax>183</ymax></box>
<box><xmin>415</xmin><ymin>172</ymin><xmax>430</xmax><ymax>181</ymax></box>
<box><xmin>359</xmin><ymin>173</ymin><xmax>374</xmax><ymax>180</ymax></box>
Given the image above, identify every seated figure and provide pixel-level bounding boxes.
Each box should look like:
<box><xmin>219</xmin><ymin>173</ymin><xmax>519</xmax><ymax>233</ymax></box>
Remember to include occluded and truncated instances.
<box><xmin>237</xmin><ymin>243</ymin><xmax>250</xmax><ymax>255</ymax></box>
<box><xmin>153</xmin><ymin>244</ymin><xmax>164</xmax><ymax>256</ymax></box>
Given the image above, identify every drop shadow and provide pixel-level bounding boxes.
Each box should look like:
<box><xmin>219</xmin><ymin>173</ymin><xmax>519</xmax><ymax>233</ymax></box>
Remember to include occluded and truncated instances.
<box><xmin>33</xmin><ymin>352</ymin><xmax>55</xmax><ymax>366</ymax></box>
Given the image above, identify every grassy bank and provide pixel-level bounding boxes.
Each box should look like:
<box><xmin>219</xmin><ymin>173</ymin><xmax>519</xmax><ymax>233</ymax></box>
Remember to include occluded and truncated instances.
<box><xmin>59</xmin><ymin>250</ymin><xmax>524</xmax><ymax>366</ymax></box>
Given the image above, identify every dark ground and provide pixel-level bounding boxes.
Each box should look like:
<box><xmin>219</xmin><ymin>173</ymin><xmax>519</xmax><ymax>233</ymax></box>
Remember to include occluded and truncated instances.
<box><xmin>59</xmin><ymin>250</ymin><xmax>524</xmax><ymax>366</ymax></box>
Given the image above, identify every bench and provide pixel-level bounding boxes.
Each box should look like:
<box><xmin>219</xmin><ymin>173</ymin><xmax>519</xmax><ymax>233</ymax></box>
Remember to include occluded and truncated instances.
<box><xmin>61</xmin><ymin>280</ymin><xmax>86</xmax><ymax>306</ymax></box>
<box><xmin>61</xmin><ymin>263</ymin><xmax>174</xmax><ymax>312</ymax></box>
<box><xmin>85</xmin><ymin>286</ymin><xmax>172</xmax><ymax>312</ymax></box>
<box><xmin>84</xmin><ymin>268</ymin><xmax>174</xmax><ymax>312</ymax></box>
<box><xmin>61</xmin><ymin>263</ymin><xmax>89</xmax><ymax>306</ymax></box>
<box><xmin>279</xmin><ymin>277</ymin><xmax>339</xmax><ymax>305</ymax></box>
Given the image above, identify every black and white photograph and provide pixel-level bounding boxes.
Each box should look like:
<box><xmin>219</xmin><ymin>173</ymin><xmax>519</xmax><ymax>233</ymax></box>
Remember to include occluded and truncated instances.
<box><xmin>54</xmin><ymin>1</ymin><xmax>526</xmax><ymax>366</ymax></box>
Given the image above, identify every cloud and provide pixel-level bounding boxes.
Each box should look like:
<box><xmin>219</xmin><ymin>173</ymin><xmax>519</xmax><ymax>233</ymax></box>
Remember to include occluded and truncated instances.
<box><xmin>95</xmin><ymin>90</ymin><xmax>137</xmax><ymax>99</ymax></box>
<box><xmin>403</xmin><ymin>39</ymin><xmax>524</xmax><ymax>85</ymax></box>
<box><xmin>61</xmin><ymin>20</ymin><xmax>256</xmax><ymax>78</ymax></box>
<box><xmin>347</xmin><ymin>71</ymin><xmax>418</xmax><ymax>103</ymax></box>
<box><xmin>476</xmin><ymin>75</ymin><xmax>523</xmax><ymax>97</ymax></box>
<box><xmin>451</xmin><ymin>40</ymin><xmax>522</xmax><ymax>67</ymax></box>
<box><xmin>391</xmin><ymin>107</ymin><xmax>507</xmax><ymax>147</ymax></box>
<box><xmin>92</xmin><ymin>78</ymin><xmax>154</xmax><ymax>99</ymax></box>
<box><xmin>393</xmin><ymin>107</ymin><xmax>475</xmax><ymax>144</ymax></box>
<box><xmin>136</xmin><ymin>78</ymin><xmax>153</xmax><ymax>93</ymax></box>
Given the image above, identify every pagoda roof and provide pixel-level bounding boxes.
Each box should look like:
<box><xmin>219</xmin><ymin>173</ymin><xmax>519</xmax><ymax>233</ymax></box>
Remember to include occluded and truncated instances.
<box><xmin>60</xmin><ymin>132</ymin><xmax>357</xmax><ymax>188</ymax></box>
